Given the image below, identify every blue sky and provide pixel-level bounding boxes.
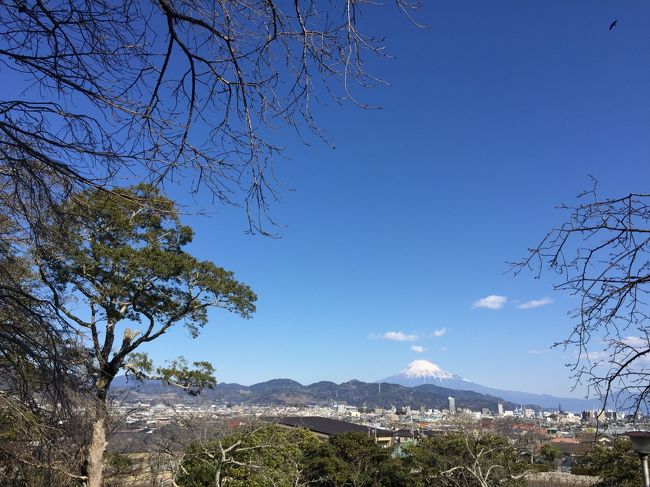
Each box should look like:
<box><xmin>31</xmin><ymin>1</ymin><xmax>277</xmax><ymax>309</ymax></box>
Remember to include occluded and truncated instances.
<box><xmin>11</xmin><ymin>1</ymin><xmax>650</xmax><ymax>398</ymax></box>
<box><xmin>149</xmin><ymin>1</ymin><xmax>650</xmax><ymax>397</ymax></box>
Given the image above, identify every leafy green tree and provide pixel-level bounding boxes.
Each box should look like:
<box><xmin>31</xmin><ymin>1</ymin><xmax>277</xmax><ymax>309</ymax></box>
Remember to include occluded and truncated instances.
<box><xmin>405</xmin><ymin>433</ymin><xmax>528</xmax><ymax>487</ymax></box>
<box><xmin>35</xmin><ymin>185</ymin><xmax>256</xmax><ymax>487</ymax></box>
<box><xmin>305</xmin><ymin>432</ymin><xmax>412</xmax><ymax>487</ymax></box>
<box><xmin>177</xmin><ymin>425</ymin><xmax>319</xmax><ymax>487</ymax></box>
<box><xmin>572</xmin><ymin>437</ymin><xmax>641</xmax><ymax>487</ymax></box>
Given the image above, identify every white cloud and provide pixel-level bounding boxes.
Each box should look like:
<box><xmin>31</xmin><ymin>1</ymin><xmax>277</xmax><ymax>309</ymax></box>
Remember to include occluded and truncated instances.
<box><xmin>411</xmin><ymin>345</ymin><xmax>426</xmax><ymax>353</ymax></box>
<box><xmin>432</xmin><ymin>328</ymin><xmax>447</xmax><ymax>337</ymax></box>
<box><xmin>528</xmin><ymin>348</ymin><xmax>549</xmax><ymax>355</ymax></box>
<box><xmin>622</xmin><ymin>336</ymin><xmax>648</xmax><ymax>349</ymax></box>
<box><xmin>371</xmin><ymin>331</ymin><xmax>418</xmax><ymax>342</ymax></box>
<box><xmin>584</xmin><ymin>350</ymin><xmax>608</xmax><ymax>362</ymax></box>
<box><xmin>517</xmin><ymin>298</ymin><xmax>552</xmax><ymax>310</ymax></box>
<box><xmin>472</xmin><ymin>295</ymin><xmax>507</xmax><ymax>310</ymax></box>
<box><xmin>618</xmin><ymin>337</ymin><xmax>650</xmax><ymax>365</ymax></box>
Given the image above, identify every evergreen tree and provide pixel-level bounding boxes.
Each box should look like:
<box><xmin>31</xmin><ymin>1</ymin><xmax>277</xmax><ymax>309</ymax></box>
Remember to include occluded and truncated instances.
<box><xmin>35</xmin><ymin>185</ymin><xmax>256</xmax><ymax>487</ymax></box>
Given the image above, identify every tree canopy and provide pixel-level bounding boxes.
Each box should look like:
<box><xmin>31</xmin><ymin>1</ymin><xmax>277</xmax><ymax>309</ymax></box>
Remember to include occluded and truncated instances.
<box><xmin>178</xmin><ymin>425</ymin><xmax>320</xmax><ymax>487</ymax></box>
<box><xmin>572</xmin><ymin>437</ymin><xmax>641</xmax><ymax>487</ymax></box>
<box><xmin>404</xmin><ymin>432</ymin><xmax>528</xmax><ymax>487</ymax></box>
<box><xmin>37</xmin><ymin>184</ymin><xmax>256</xmax><ymax>394</ymax></box>
<box><xmin>176</xmin><ymin>428</ymin><xmax>537</xmax><ymax>487</ymax></box>
<box><xmin>305</xmin><ymin>431</ymin><xmax>411</xmax><ymax>487</ymax></box>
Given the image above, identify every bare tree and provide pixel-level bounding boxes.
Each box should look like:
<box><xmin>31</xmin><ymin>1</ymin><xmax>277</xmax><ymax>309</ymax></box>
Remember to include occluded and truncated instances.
<box><xmin>0</xmin><ymin>0</ymin><xmax>420</xmax><ymax>234</ymax></box>
<box><xmin>0</xmin><ymin>215</ymin><xmax>91</xmax><ymax>486</ymax></box>
<box><xmin>515</xmin><ymin>181</ymin><xmax>650</xmax><ymax>415</ymax></box>
<box><xmin>0</xmin><ymin>392</ymin><xmax>92</xmax><ymax>487</ymax></box>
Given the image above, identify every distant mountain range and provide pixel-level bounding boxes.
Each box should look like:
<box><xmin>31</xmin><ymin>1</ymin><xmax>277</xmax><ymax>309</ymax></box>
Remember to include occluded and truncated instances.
<box><xmin>380</xmin><ymin>360</ymin><xmax>598</xmax><ymax>412</ymax></box>
<box><xmin>110</xmin><ymin>360</ymin><xmax>599</xmax><ymax>413</ymax></box>
<box><xmin>111</xmin><ymin>376</ymin><xmax>518</xmax><ymax>412</ymax></box>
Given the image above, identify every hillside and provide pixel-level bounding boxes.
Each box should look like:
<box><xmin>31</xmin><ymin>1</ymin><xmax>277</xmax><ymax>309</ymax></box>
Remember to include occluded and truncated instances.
<box><xmin>111</xmin><ymin>376</ymin><xmax>519</xmax><ymax>411</ymax></box>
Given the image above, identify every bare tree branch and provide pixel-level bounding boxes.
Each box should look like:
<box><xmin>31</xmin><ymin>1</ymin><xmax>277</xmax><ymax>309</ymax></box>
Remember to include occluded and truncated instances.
<box><xmin>514</xmin><ymin>180</ymin><xmax>650</xmax><ymax>415</ymax></box>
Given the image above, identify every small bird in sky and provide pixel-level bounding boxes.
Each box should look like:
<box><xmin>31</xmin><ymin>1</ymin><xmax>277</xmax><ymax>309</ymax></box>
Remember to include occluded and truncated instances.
<box><xmin>609</xmin><ymin>20</ymin><xmax>618</xmax><ymax>31</ymax></box>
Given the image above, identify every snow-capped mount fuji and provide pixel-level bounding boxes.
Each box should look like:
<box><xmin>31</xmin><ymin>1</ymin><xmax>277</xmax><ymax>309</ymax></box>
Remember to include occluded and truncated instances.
<box><xmin>381</xmin><ymin>360</ymin><xmax>472</xmax><ymax>389</ymax></box>
<box><xmin>380</xmin><ymin>360</ymin><xmax>597</xmax><ymax>412</ymax></box>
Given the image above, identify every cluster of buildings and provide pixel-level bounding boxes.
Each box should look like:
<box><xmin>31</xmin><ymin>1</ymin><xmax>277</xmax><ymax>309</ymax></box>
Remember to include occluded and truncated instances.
<box><xmin>113</xmin><ymin>397</ymin><xmax>628</xmax><ymax>441</ymax></box>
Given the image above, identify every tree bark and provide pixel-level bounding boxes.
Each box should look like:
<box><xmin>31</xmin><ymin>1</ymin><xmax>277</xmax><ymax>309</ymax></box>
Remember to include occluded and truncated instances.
<box><xmin>86</xmin><ymin>411</ymin><xmax>107</xmax><ymax>487</ymax></box>
<box><xmin>86</xmin><ymin>376</ymin><xmax>112</xmax><ymax>487</ymax></box>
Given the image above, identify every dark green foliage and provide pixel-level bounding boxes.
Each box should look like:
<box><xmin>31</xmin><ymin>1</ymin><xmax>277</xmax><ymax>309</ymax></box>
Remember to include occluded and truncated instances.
<box><xmin>572</xmin><ymin>437</ymin><xmax>642</xmax><ymax>487</ymax></box>
<box><xmin>305</xmin><ymin>432</ymin><xmax>412</xmax><ymax>487</ymax></box>
<box><xmin>405</xmin><ymin>433</ymin><xmax>528</xmax><ymax>486</ymax></box>
<box><xmin>156</xmin><ymin>357</ymin><xmax>217</xmax><ymax>396</ymax></box>
<box><xmin>179</xmin><ymin>428</ymin><xmax>413</xmax><ymax>487</ymax></box>
<box><xmin>42</xmin><ymin>184</ymin><xmax>255</xmax><ymax>339</ymax></box>
<box><xmin>36</xmin><ymin>184</ymin><xmax>256</xmax><ymax>394</ymax></box>
<box><xmin>538</xmin><ymin>444</ymin><xmax>562</xmax><ymax>467</ymax></box>
<box><xmin>177</xmin><ymin>425</ymin><xmax>319</xmax><ymax>487</ymax></box>
<box><xmin>126</xmin><ymin>354</ymin><xmax>217</xmax><ymax>395</ymax></box>
<box><xmin>178</xmin><ymin>429</ymin><xmax>536</xmax><ymax>487</ymax></box>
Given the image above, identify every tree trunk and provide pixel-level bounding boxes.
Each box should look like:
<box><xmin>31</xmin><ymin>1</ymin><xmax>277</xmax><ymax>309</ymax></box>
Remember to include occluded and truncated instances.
<box><xmin>86</xmin><ymin>376</ymin><xmax>112</xmax><ymax>487</ymax></box>
<box><xmin>86</xmin><ymin>411</ymin><xmax>107</xmax><ymax>487</ymax></box>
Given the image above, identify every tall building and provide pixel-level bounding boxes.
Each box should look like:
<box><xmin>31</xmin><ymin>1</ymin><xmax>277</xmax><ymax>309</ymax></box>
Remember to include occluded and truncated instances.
<box><xmin>448</xmin><ymin>396</ymin><xmax>456</xmax><ymax>414</ymax></box>
<box><xmin>497</xmin><ymin>403</ymin><xmax>504</xmax><ymax>416</ymax></box>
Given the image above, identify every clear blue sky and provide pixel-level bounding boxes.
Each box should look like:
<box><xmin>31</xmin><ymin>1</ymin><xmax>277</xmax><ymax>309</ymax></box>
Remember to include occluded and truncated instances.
<box><xmin>144</xmin><ymin>1</ymin><xmax>650</xmax><ymax>397</ymax></box>
<box><xmin>16</xmin><ymin>1</ymin><xmax>650</xmax><ymax>397</ymax></box>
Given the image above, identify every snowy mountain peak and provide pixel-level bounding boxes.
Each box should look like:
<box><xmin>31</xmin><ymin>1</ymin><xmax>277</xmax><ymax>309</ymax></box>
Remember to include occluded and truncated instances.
<box><xmin>379</xmin><ymin>361</ymin><xmax>595</xmax><ymax>412</ymax></box>
<box><xmin>400</xmin><ymin>360</ymin><xmax>454</xmax><ymax>380</ymax></box>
